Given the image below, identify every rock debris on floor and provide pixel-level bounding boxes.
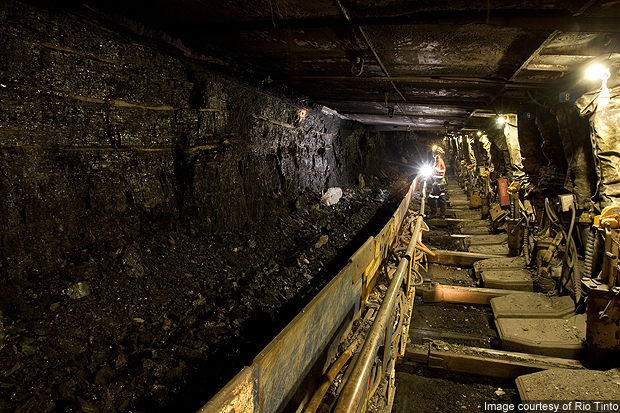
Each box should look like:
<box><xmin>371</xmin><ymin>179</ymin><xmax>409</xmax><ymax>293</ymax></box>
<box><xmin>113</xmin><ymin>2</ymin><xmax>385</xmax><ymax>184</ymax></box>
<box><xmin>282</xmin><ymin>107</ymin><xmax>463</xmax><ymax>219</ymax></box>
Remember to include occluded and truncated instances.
<box><xmin>0</xmin><ymin>176</ymin><xmax>411</xmax><ymax>413</ymax></box>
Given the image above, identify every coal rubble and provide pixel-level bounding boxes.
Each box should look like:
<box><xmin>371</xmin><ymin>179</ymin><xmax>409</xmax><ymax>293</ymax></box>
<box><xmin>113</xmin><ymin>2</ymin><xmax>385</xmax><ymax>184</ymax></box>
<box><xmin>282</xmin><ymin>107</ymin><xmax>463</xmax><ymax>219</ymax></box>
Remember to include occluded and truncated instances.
<box><xmin>0</xmin><ymin>179</ymin><xmax>410</xmax><ymax>413</ymax></box>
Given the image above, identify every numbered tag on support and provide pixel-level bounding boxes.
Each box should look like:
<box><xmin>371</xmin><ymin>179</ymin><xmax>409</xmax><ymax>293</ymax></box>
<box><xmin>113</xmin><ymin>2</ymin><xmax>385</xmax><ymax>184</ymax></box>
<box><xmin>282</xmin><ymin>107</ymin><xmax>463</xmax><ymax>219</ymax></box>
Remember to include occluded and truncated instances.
<box><xmin>559</xmin><ymin>91</ymin><xmax>576</xmax><ymax>103</ymax></box>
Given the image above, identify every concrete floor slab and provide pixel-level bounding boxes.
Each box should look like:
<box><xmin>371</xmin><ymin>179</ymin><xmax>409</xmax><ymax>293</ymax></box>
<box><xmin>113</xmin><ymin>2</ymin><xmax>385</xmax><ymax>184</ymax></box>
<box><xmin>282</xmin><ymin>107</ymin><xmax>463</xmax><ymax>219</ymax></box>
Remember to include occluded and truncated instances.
<box><xmin>429</xmin><ymin>250</ymin><xmax>507</xmax><ymax>266</ymax></box>
<box><xmin>474</xmin><ymin>256</ymin><xmax>526</xmax><ymax>278</ymax></box>
<box><xmin>462</xmin><ymin>233</ymin><xmax>508</xmax><ymax>246</ymax></box>
<box><xmin>468</xmin><ymin>244</ymin><xmax>509</xmax><ymax>255</ymax></box>
<box><xmin>448</xmin><ymin>197</ymin><xmax>469</xmax><ymax>203</ymax></box>
<box><xmin>408</xmin><ymin>302</ymin><xmax>498</xmax><ymax>348</ymax></box>
<box><xmin>426</xmin><ymin>218</ymin><xmax>449</xmax><ymax>226</ymax></box>
<box><xmin>481</xmin><ymin>269</ymin><xmax>533</xmax><ymax>291</ymax></box>
<box><xmin>459</xmin><ymin>226</ymin><xmax>492</xmax><ymax>235</ymax></box>
<box><xmin>495</xmin><ymin>314</ymin><xmax>586</xmax><ymax>359</ymax></box>
<box><xmin>453</xmin><ymin>219</ymin><xmax>489</xmax><ymax>227</ymax></box>
<box><xmin>452</xmin><ymin>211</ymin><xmax>482</xmax><ymax>220</ymax></box>
<box><xmin>491</xmin><ymin>294</ymin><xmax>575</xmax><ymax>319</ymax></box>
<box><xmin>448</xmin><ymin>203</ymin><xmax>471</xmax><ymax>209</ymax></box>
<box><xmin>516</xmin><ymin>368</ymin><xmax>620</xmax><ymax>401</ymax></box>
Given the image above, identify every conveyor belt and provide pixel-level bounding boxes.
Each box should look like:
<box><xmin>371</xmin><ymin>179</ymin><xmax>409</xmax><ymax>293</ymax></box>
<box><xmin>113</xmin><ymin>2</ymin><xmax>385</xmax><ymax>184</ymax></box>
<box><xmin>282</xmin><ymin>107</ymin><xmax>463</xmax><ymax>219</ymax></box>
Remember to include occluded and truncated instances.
<box><xmin>201</xmin><ymin>174</ymin><xmax>590</xmax><ymax>413</ymax></box>
<box><xmin>199</xmin><ymin>176</ymin><xmax>427</xmax><ymax>413</ymax></box>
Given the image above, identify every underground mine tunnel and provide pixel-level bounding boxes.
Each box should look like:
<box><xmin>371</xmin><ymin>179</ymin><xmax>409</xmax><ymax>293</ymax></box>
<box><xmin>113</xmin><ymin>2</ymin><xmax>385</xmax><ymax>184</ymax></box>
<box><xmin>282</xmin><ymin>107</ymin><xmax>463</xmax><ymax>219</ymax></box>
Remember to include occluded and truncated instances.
<box><xmin>0</xmin><ymin>1</ymin><xmax>620</xmax><ymax>412</ymax></box>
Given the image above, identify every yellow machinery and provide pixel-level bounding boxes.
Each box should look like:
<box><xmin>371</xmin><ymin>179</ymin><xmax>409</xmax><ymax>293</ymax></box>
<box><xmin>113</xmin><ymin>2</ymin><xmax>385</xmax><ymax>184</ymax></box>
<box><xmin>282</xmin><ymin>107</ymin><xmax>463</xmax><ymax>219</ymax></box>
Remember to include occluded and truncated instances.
<box><xmin>593</xmin><ymin>205</ymin><xmax>620</xmax><ymax>287</ymax></box>
<box><xmin>506</xmin><ymin>181</ymin><xmax>523</xmax><ymax>257</ymax></box>
<box><xmin>480</xmin><ymin>170</ymin><xmax>490</xmax><ymax>218</ymax></box>
<box><xmin>469</xmin><ymin>190</ymin><xmax>481</xmax><ymax>208</ymax></box>
<box><xmin>582</xmin><ymin>205</ymin><xmax>620</xmax><ymax>367</ymax></box>
<box><xmin>593</xmin><ymin>205</ymin><xmax>620</xmax><ymax>229</ymax></box>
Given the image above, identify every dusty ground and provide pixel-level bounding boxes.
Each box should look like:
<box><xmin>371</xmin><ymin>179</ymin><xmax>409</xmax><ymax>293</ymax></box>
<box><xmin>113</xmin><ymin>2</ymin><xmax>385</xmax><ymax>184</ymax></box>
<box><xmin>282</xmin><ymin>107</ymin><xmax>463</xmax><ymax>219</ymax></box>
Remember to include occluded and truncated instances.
<box><xmin>0</xmin><ymin>172</ymin><xmax>413</xmax><ymax>413</ymax></box>
<box><xmin>422</xmin><ymin>263</ymin><xmax>477</xmax><ymax>287</ymax></box>
<box><xmin>393</xmin><ymin>362</ymin><xmax>518</xmax><ymax>413</ymax></box>
<box><xmin>393</xmin><ymin>266</ymin><xmax>516</xmax><ymax>413</ymax></box>
<box><xmin>408</xmin><ymin>301</ymin><xmax>499</xmax><ymax>349</ymax></box>
<box><xmin>394</xmin><ymin>182</ymin><xmax>518</xmax><ymax>413</ymax></box>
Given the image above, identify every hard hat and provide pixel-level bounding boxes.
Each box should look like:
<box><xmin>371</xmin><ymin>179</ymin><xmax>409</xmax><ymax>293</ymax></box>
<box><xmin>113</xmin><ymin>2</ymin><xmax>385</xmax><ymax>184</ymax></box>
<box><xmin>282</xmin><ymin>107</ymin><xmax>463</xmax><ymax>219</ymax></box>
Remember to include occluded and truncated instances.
<box><xmin>433</xmin><ymin>146</ymin><xmax>445</xmax><ymax>155</ymax></box>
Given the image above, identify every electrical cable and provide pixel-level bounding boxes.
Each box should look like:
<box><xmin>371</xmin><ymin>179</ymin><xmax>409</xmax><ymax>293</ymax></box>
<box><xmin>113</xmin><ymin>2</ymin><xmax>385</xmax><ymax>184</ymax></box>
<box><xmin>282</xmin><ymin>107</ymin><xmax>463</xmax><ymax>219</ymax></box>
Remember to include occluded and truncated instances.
<box><xmin>522</xmin><ymin>210</ymin><xmax>531</xmax><ymax>264</ymax></box>
<box><xmin>584</xmin><ymin>227</ymin><xmax>598</xmax><ymax>279</ymax></box>
<box><xmin>411</xmin><ymin>268</ymin><xmax>424</xmax><ymax>286</ymax></box>
<box><xmin>367</xmin><ymin>360</ymin><xmax>383</xmax><ymax>400</ymax></box>
<box><xmin>351</xmin><ymin>58</ymin><xmax>364</xmax><ymax>76</ymax></box>
<box><xmin>544</xmin><ymin>198</ymin><xmax>579</xmax><ymax>297</ymax></box>
<box><xmin>391</xmin><ymin>293</ymin><xmax>405</xmax><ymax>345</ymax></box>
<box><xmin>566</xmin><ymin>204</ymin><xmax>577</xmax><ymax>270</ymax></box>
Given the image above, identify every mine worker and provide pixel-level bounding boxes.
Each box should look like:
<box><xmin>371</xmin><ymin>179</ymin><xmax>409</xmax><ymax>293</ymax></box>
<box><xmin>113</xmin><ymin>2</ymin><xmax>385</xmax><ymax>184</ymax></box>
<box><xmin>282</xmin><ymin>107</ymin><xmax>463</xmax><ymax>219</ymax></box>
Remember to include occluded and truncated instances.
<box><xmin>428</xmin><ymin>145</ymin><xmax>447</xmax><ymax>219</ymax></box>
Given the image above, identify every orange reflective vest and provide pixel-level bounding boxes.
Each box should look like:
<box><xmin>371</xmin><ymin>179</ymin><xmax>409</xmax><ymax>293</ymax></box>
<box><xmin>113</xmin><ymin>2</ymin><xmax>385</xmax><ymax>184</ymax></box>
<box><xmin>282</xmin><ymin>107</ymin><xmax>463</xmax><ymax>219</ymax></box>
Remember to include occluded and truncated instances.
<box><xmin>433</xmin><ymin>156</ymin><xmax>446</xmax><ymax>179</ymax></box>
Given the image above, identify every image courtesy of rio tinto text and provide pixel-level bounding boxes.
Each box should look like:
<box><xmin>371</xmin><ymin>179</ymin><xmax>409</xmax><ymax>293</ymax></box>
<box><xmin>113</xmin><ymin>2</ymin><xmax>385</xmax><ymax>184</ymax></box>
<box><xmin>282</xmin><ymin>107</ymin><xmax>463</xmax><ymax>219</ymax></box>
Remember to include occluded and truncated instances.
<box><xmin>483</xmin><ymin>401</ymin><xmax>620</xmax><ymax>412</ymax></box>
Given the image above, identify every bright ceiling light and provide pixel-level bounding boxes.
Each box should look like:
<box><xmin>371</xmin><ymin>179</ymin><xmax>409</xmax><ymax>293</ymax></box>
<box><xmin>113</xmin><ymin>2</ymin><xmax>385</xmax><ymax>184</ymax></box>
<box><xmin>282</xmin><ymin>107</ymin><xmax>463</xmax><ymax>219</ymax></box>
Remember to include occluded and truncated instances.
<box><xmin>497</xmin><ymin>116</ymin><xmax>506</xmax><ymax>125</ymax></box>
<box><xmin>586</xmin><ymin>64</ymin><xmax>607</xmax><ymax>80</ymax></box>
<box><xmin>599</xmin><ymin>70</ymin><xmax>611</xmax><ymax>109</ymax></box>
<box><xmin>585</xmin><ymin>64</ymin><xmax>612</xmax><ymax>109</ymax></box>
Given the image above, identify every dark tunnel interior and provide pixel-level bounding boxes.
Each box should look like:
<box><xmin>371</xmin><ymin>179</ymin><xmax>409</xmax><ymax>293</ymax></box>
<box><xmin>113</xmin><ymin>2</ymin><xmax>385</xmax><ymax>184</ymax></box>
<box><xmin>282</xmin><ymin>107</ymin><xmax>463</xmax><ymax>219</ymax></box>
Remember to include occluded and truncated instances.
<box><xmin>0</xmin><ymin>1</ymin><xmax>620</xmax><ymax>412</ymax></box>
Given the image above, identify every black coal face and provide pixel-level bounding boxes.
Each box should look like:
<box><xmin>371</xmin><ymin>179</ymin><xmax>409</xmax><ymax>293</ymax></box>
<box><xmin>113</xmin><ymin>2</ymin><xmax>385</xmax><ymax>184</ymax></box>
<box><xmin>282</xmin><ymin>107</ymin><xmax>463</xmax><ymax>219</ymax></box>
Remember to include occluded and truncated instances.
<box><xmin>0</xmin><ymin>2</ymin><xmax>429</xmax><ymax>411</ymax></box>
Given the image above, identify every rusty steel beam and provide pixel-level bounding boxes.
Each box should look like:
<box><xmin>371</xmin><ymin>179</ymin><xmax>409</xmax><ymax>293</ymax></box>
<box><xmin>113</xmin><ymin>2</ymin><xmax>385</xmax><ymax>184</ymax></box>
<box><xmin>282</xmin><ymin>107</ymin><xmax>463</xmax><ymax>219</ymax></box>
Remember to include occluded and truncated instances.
<box><xmin>428</xmin><ymin>249</ymin><xmax>505</xmax><ymax>266</ymax></box>
<box><xmin>286</xmin><ymin>75</ymin><xmax>551</xmax><ymax>89</ymax></box>
<box><xmin>420</xmin><ymin>282</ymin><xmax>530</xmax><ymax>305</ymax></box>
<box><xmin>188</xmin><ymin>10</ymin><xmax>620</xmax><ymax>33</ymax></box>
<box><xmin>317</xmin><ymin>97</ymin><xmax>492</xmax><ymax>108</ymax></box>
<box><xmin>337</xmin><ymin>111</ymin><xmax>469</xmax><ymax>120</ymax></box>
<box><xmin>405</xmin><ymin>342</ymin><xmax>586</xmax><ymax>379</ymax></box>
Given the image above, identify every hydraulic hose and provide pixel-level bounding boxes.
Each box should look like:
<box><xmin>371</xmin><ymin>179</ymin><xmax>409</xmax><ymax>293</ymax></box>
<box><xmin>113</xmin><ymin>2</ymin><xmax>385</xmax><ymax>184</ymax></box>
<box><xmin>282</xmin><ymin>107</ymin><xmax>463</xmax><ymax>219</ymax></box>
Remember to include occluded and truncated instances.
<box><xmin>523</xmin><ymin>219</ymin><xmax>531</xmax><ymax>264</ymax></box>
<box><xmin>544</xmin><ymin>198</ymin><xmax>577</xmax><ymax>269</ymax></box>
<box><xmin>566</xmin><ymin>204</ymin><xmax>581</xmax><ymax>301</ymax></box>
<box><xmin>544</xmin><ymin>198</ymin><xmax>579</xmax><ymax>298</ymax></box>
<box><xmin>573</xmin><ymin>260</ymin><xmax>583</xmax><ymax>303</ymax></box>
<box><xmin>367</xmin><ymin>360</ymin><xmax>384</xmax><ymax>401</ymax></box>
<box><xmin>411</xmin><ymin>268</ymin><xmax>424</xmax><ymax>287</ymax></box>
<box><xmin>584</xmin><ymin>227</ymin><xmax>596</xmax><ymax>279</ymax></box>
<box><xmin>304</xmin><ymin>339</ymin><xmax>358</xmax><ymax>413</ymax></box>
<box><xmin>544</xmin><ymin>197</ymin><xmax>559</xmax><ymax>226</ymax></box>
<box><xmin>566</xmin><ymin>204</ymin><xmax>577</xmax><ymax>270</ymax></box>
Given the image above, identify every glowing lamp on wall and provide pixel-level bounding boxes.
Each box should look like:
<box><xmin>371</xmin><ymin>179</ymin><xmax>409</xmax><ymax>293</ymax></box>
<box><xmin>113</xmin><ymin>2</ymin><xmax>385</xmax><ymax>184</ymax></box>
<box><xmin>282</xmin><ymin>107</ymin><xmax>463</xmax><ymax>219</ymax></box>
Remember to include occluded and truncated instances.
<box><xmin>586</xmin><ymin>64</ymin><xmax>611</xmax><ymax>110</ymax></box>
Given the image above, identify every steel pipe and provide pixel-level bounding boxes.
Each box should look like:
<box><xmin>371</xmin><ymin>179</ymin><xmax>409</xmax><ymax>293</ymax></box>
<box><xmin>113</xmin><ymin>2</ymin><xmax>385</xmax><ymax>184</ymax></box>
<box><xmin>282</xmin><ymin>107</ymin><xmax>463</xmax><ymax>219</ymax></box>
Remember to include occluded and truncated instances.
<box><xmin>334</xmin><ymin>215</ymin><xmax>424</xmax><ymax>413</ymax></box>
<box><xmin>304</xmin><ymin>339</ymin><xmax>358</xmax><ymax>413</ymax></box>
<box><xmin>333</xmin><ymin>257</ymin><xmax>409</xmax><ymax>413</ymax></box>
<box><xmin>406</xmin><ymin>216</ymin><xmax>425</xmax><ymax>259</ymax></box>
